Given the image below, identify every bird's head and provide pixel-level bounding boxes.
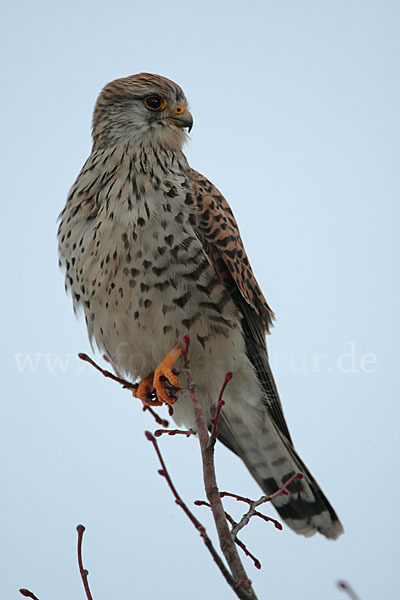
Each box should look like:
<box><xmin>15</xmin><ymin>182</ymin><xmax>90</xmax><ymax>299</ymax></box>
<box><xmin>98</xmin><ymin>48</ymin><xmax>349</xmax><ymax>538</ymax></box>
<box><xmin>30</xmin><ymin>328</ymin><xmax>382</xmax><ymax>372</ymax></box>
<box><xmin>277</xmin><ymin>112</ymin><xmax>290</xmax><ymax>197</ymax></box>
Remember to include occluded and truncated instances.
<box><xmin>91</xmin><ymin>73</ymin><xmax>193</xmax><ymax>150</ymax></box>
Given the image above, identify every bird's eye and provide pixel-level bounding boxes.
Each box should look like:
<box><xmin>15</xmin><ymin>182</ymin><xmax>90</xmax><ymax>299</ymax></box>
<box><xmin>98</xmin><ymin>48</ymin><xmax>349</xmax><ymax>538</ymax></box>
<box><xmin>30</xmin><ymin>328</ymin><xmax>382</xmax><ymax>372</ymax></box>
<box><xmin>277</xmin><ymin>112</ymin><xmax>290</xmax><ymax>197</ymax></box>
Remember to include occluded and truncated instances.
<box><xmin>144</xmin><ymin>95</ymin><xmax>167</xmax><ymax>111</ymax></box>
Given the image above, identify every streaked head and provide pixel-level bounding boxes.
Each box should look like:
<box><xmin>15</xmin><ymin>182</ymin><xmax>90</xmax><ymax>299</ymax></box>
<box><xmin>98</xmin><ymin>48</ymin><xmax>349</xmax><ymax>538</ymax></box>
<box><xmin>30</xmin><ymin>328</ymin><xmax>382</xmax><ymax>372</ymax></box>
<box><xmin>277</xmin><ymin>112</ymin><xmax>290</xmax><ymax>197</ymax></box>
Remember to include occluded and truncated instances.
<box><xmin>92</xmin><ymin>73</ymin><xmax>193</xmax><ymax>150</ymax></box>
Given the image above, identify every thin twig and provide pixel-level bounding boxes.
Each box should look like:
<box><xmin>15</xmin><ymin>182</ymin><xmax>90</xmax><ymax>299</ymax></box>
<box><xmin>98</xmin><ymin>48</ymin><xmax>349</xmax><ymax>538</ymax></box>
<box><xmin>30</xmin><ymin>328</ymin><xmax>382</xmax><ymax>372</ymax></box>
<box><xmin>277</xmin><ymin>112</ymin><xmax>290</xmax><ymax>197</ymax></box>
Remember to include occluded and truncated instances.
<box><xmin>250</xmin><ymin>510</ymin><xmax>282</xmax><ymax>530</ymax></box>
<box><xmin>233</xmin><ymin>539</ymin><xmax>261</xmax><ymax>571</ymax></box>
<box><xmin>229</xmin><ymin>473</ymin><xmax>303</xmax><ymax>536</ymax></box>
<box><xmin>195</xmin><ymin>500</ymin><xmax>262</xmax><ymax>569</ymax></box>
<box><xmin>76</xmin><ymin>525</ymin><xmax>94</xmax><ymax>600</ymax></box>
<box><xmin>78</xmin><ymin>353</ymin><xmax>136</xmax><ymax>391</ymax></box>
<box><xmin>144</xmin><ymin>431</ymin><xmax>237</xmax><ymax>591</ymax></box>
<box><xmin>102</xmin><ymin>353</ymin><xmax>122</xmax><ymax>377</ymax></box>
<box><xmin>79</xmin><ymin>353</ymin><xmax>169</xmax><ymax>426</ymax></box>
<box><xmin>142</xmin><ymin>405</ymin><xmax>170</xmax><ymax>427</ymax></box>
<box><xmin>181</xmin><ymin>336</ymin><xmax>258</xmax><ymax>600</ymax></box>
<box><xmin>196</xmin><ymin>496</ymin><xmax>281</xmax><ymax>533</ymax></box>
<box><xmin>81</xmin><ymin>340</ymin><xmax>259</xmax><ymax>598</ymax></box>
<box><xmin>222</xmin><ymin>512</ymin><xmax>261</xmax><ymax>570</ymax></box>
<box><xmin>337</xmin><ymin>580</ymin><xmax>361</xmax><ymax>600</ymax></box>
<box><xmin>19</xmin><ymin>590</ymin><xmax>40</xmax><ymax>600</ymax></box>
<box><xmin>210</xmin><ymin>371</ymin><xmax>233</xmax><ymax>446</ymax></box>
<box><xmin>154</xmin><ymin>428</ymin><xmax>195</xmax><ymax>438</ymax></box>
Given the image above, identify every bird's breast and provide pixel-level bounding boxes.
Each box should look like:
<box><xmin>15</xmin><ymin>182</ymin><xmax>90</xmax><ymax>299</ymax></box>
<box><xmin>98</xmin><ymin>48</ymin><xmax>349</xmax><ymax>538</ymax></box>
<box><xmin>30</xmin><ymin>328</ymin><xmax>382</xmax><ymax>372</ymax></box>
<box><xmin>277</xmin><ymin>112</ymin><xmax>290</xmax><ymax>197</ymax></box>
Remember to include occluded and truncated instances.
<box><xmin>60</xmin><ymin>173</ymin><xmax>239</xmax><ymax>380</ymax></box>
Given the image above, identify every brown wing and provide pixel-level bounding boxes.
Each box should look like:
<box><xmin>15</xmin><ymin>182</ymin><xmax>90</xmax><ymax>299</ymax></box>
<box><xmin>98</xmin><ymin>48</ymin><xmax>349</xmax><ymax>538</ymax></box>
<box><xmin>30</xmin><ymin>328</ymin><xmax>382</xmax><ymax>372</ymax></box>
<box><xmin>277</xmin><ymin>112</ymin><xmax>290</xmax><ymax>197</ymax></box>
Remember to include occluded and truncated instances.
<box><xmin>189</xmin><ymin>169</ymin><xmax>274</xmax><ymax>330</ymax></box>
<box><xmin>189</xmin><ymin>169</ymin><xmax>292</xmax><ymax>442</ymax></box>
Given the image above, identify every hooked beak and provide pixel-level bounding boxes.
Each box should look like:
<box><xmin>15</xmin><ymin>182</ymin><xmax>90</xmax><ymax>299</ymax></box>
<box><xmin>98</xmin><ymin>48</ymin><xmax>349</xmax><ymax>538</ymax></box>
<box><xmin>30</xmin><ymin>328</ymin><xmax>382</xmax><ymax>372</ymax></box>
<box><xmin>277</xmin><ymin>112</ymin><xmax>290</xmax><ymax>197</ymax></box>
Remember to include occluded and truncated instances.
<box><xmin>167</xmin><ymin>105</ymin><xmax>193</xmax><ymax>132</ymax></box>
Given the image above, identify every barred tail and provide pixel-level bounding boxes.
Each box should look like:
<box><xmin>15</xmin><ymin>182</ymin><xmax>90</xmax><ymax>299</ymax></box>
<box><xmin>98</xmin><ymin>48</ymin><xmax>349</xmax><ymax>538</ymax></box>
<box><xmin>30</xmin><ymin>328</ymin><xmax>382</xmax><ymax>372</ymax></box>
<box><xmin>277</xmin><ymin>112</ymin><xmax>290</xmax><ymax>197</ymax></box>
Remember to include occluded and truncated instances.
<box><xmin>218</xmin><ymin>411</ymin><xmax>343</xmax><ymax>540</ymax></box>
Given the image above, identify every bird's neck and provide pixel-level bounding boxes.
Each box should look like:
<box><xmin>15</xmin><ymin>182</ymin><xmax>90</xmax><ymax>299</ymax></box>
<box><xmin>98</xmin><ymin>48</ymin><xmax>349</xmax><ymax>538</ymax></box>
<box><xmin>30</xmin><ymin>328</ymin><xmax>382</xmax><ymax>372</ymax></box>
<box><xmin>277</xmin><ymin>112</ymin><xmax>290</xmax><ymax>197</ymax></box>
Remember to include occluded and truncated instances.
<box><xmin>90</xmin><ymin>139</ymin><xmax>190</xmax><ymax>175</ymax></box>
<box><xmin>64</xmin><ymin>140</ymin><xmax>193</xmax><ymax>228</ymax></box>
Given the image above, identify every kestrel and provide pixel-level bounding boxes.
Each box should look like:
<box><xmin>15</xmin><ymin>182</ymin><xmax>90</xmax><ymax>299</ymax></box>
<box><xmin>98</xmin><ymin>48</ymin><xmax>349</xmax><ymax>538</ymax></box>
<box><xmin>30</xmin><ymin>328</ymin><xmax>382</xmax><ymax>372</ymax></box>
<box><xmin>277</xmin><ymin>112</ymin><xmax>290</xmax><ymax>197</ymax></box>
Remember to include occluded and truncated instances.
<box><xmin>58</xmin><ymin>73</ymin><xmax>343</xmax><ymax>539</ymax></box>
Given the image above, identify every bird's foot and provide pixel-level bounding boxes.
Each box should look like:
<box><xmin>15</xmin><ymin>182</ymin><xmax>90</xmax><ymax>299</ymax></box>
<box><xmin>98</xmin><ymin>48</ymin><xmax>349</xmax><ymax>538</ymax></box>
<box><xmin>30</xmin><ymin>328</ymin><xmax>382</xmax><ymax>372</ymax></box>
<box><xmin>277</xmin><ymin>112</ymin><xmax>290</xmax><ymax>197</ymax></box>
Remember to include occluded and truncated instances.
<box><xmin>133</xmin><ymin>373</ymin><xmax>161</xmax><ymax>406</ymax></box>
<box><xmin>154</xmin><ymin>345</ymin><xmax>182</xmax><ymax>405</ymax></box>
<box><xmin>132</xmin><ymin>345</ymin><xmax>182</xmax><ymax>407</ymax></box>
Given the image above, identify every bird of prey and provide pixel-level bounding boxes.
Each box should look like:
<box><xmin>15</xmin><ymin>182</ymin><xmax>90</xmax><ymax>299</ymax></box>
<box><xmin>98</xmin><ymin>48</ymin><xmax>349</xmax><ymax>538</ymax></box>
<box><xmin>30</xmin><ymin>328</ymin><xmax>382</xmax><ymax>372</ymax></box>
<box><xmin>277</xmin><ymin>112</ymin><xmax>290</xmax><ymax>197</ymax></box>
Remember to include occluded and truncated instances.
<box><xmin>58</xmin><ymin>73</ymin><xmax>343</xmax><ymax>539</ymax></box>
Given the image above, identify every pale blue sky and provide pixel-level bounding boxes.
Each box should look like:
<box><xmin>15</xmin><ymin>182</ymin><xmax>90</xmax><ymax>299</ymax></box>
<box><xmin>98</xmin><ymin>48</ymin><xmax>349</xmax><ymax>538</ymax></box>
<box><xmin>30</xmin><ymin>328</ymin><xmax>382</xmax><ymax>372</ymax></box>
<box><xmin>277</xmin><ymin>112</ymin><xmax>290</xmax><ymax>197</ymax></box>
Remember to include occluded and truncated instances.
<box><xmin>1</xmin><ymin>1</ymin><xmax>399</xmax><ymax>598</ymax></box>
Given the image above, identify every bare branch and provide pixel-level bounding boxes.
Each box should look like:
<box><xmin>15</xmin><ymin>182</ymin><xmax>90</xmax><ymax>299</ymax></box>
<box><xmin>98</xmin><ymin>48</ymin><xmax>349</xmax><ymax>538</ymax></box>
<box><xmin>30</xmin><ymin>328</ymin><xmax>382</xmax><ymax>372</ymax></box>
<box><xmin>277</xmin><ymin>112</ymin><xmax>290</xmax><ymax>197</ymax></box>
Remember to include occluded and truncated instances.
<box><xmin>142</xmin><ymin>405</ymin><xmax>170</xmax><ymax>427</ymax></box>
<box><xmin>79</xmin><ymin>352</ymin><xmax>170</xmax><ymax>426</ymax></box>
<box><xmin>180</xmin><ymin>336</ymin><xmax>258</xmax><ymax>600</ymax></box>
<box><xmin>144</xmin><ymin>431</ymin><xmax>238</xmax><ymax>592</ymax></box>
<box><xmin>210</xmin><ymin>371</ymin><xmax>233</xmax><ymax>446</ymax></box>
<box><xmin>78</xmin><ymin>353</ymin><xmax>136</xmax><ymax>391</ymax></box>
<box><xmin>154</xmin><ymin>428</ymin><xmax>195</xmax><ymax>438</ymax></box>
<box><xmin>229</xmin><ymin>473</ymin><xmax>303</xmax><ymax>537</ymax></box>
<box><xmin>337</xmin><ymin>580</ymin><xmax>361</xmax><ymax>600</ymax></box>
<box><xmin>195</xmin><ymin>500</ymin><xmax>262</xmax><ymax>570</ymax></box>
<box><xmin>76</xmin><ymin>525</ymin><xmax>94</xmax><ymax>600</ymax></box>
<box><xmin>19</xmin><ymin>590</ymin><xmax>40</xmax><ymax>600</ymax></box>
<box><xmin>80</xmin><ymin>342</ymin><xmax>261</xmax><ymax>598</ymax></box>
<box><xmin>233</xmin><ymin>540</ymin><xmax>261</xmax><ymax>571</ymax></box>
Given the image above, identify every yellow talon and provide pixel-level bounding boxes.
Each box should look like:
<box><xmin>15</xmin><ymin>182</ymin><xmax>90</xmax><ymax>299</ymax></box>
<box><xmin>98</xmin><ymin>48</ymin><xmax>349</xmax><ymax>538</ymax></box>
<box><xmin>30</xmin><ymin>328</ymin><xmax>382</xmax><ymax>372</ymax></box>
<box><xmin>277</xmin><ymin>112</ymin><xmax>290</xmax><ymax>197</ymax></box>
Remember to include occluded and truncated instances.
<box><xmin>132</xmin><ymin>345</ymin><xmax>182</xmax><ymax>407</ymax></box>
<box><xmin>154</xmin><ymin>345</ymin><xmax>182</xmax><ymax>405</ymax></box>
<box><xmin>133</xmin><ymin>373</ymin><xmax>162</xmax><ymax>406</ymax></box>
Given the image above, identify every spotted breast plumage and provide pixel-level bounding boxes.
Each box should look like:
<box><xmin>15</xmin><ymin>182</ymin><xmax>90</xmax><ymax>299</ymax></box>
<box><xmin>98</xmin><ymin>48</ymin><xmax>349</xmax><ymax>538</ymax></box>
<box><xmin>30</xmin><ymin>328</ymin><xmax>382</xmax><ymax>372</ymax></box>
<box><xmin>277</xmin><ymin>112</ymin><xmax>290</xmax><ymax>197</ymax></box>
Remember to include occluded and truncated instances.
<box><xmin>58</xmin><ymin>73</ymin><xmax>343</xmax><ymax>539</ymax></box>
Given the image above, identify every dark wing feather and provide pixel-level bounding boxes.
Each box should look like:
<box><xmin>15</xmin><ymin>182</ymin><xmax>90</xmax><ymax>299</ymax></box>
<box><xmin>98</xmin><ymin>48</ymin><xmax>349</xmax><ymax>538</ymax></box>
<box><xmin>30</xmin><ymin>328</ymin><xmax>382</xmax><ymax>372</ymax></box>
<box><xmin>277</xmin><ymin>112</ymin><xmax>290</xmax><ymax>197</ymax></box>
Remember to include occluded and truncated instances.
<box><xmin>189</xmin><ymin>169</ymin><xmax>292</xmax><ymax>442</ymax></box>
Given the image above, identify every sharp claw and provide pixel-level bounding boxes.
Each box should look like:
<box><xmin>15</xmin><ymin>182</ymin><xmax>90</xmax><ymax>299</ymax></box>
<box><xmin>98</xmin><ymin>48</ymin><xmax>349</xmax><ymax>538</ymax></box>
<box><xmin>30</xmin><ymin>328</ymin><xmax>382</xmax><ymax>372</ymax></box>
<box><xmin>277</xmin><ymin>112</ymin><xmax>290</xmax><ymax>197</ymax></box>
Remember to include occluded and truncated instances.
<box><xmin>153</xmin><ymin>345</ymin><xmax>183</xmax><ymax>405</ymax></box>
<box><xmin>131</xmin><ymin>346</ymin><xmax>183</xmax><ymax>407</ymax></box>
<box><xmin>166</xmin><ymin>372</ymin><xmax>181</xmax><ymax>388</ymax></box>
<box><xmin>133</xmin><ymin>373</ymin><xmax>163</xmax><ymax>405</ymax></box>
<box><xmin>154</xmin><ymin>377</ymin><xmax>178</xmax><ymax>405</ymax></box>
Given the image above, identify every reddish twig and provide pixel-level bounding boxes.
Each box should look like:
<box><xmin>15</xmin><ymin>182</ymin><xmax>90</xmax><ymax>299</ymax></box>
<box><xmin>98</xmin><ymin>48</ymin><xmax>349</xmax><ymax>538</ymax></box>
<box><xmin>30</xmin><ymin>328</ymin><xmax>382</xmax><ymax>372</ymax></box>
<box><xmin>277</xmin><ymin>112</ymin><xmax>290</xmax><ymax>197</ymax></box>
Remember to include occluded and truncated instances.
<box><xmin>19</xmin><ymin>590</ymin><xmax>40</xmax><ymax>600</ymax></box>
<box><xmin>142</xmin><ymin>405</ymin><xmax>169</xmax><ymax>427</ymax></box>
<box><xmin>145</xmin><ymin>431</ymin><xmax>204</xmax><ymax>531</ymax></box>
<box><xmin>154</xmin><ymin>428</ymin><xmax>195</xmax><ymax>437</ymax></box>
<box><xmin>102</xmin><ymin>353</ymin><xmax>122</xmax><ymax>376</ymax></box>
<box><xmin>209</xmin><ymin>371</ymin><xmax>233</xmax><ymax>446</ymax></box>
<box><xmin>196</xmin><ymin>495</ymin><xmax>282</xmax><ymax>532</ymax></box>
<box><xmin>78</xmin><ymin>353</ymin><xmax>136</xmax><ymax>391</ymax></box>
<box><xmin>19</xmin><ymin>526</ymin><xmax>97</xmax><ymax>600</ymax></box>
<box><xmin>226</xmin><ymin>473</ymin><xmax>303</xmax><ymax>536</ymax></box>
<box><xmin>144</xmin><ymin>431</ymin><xmax>237</xmax><ymax>591</ymax></box>
<box><xmin>79</xmin><ymin>353</ymin><xmax>170</xmax><ymax>427</ymax></box>
<box><xmin>337</xmin><ymin>580</ymin><xmax>361</xmax><ymax>600</ymax></box>
<box><xmin>221</xmin><ymin>491</ymin><xmax>257</xmax><ymax>502</ymax></box>
<box><xmin>195</xmin><ymin>500</ymin><xmax>262</xmax><ymax>569</ymax></box>
<box><xmin>180</xmin><ymin>336</ymin><xmax>258</xmax><ymax>600</ymax></box>
<box><xmin>76</xmin><ymin>525</ymin><xmax>94</xmax><ymax>600</ymax></box>
<box><xmin>81</xmin><ymin>339</ymin><xmax>258</xmax><ymax>598</ymax></box>
<box><xmin>234</xmin><ymin>538</ymin><xmax>261</xmax><ymax>571</ymax></box>
<box><xmin>250</xmin><ymin>510</ymin><xmax>282</xmax><ymax>530</ymax></box>
<box><xmin>220</xmin><ymin>472</ymin><xmax>303</xmax><ymax>507</ymax></box>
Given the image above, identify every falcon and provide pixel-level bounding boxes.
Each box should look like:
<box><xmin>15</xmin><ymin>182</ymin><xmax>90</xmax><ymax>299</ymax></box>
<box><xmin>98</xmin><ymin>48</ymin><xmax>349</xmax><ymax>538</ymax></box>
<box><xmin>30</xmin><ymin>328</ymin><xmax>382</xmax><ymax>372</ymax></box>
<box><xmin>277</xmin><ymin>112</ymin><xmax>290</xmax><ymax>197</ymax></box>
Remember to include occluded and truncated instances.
<box><xmin>58</xmin><ymin>73</ymin><xmax>343</xmax><ymax>539</ymax></box>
